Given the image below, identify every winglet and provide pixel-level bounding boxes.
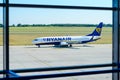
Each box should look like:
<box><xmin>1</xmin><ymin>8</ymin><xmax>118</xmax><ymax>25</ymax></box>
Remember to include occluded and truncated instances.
<box><xmin>87</xmin><ymin>22</ymin><xmax>103</xmax><ymax>36</ymax></box>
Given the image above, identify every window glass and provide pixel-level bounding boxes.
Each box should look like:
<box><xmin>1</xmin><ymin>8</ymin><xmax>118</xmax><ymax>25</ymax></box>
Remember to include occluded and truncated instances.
<box><xmin>10</xmin><ymin>8</ymin><xmax>112</xmax><ymax>25</ymax></box>
<box><xmin>1</xmin><ymin>0</ymin><xmax>113</xmax><ymax>79</ymax></box>
<box><xmin>0</xmin><ymin>0</ymin><xmax>2</xmax><ymax>3</ymax></box>
<box><xmin>9</xmin><ymin>8</ymin><xmax>112</xmax><ymax>70</ymax></box>
<box><xmin>10</xmin><ymin>0</ymin><xmax>112</xmax><ymax>7</ymax></box>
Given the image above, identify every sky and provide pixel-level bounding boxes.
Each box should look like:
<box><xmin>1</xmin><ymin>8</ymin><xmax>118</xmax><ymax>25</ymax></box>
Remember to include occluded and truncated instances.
<box><xmin>0</xmin><ymin>0</ymin><xmax>112</xmax><ymax>25</ymax></box>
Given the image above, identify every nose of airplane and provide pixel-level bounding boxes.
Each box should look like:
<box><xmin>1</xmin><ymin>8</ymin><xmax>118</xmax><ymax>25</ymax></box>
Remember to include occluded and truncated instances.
<box><xmin>32</xmin><ymin>39</ymin><xmax>38</xmax><ymax>44</ymax></box>
<box><xmin>32</xmin><ymin>40</ymin><xmax>35</xmax><ymax>44</ymax></box>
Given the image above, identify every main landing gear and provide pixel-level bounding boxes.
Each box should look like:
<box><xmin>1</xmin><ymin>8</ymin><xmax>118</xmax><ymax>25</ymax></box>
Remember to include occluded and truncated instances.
<box><xmin>36</xmin><ymin>44</ymin><xmax>40</xmax><ymax>48</ymax></box>
<box><xmin>69</xmin><ymin>44</ymin><xmax>72</xmax><ymax>47</ymax></box>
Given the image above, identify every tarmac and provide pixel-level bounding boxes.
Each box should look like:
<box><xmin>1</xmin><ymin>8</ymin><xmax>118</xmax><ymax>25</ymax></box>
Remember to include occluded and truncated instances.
<box><xmin>0</xmin><ymin>44</ymin><xmax>112</xmax><ymax>80</ymax></box>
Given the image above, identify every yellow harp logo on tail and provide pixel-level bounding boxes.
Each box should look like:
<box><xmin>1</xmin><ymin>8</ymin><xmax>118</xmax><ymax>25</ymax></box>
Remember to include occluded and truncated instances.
<box><xmin>95</xmin><ymin>28</ymin><xmax>101</xmax><ymax>33</ymax></box>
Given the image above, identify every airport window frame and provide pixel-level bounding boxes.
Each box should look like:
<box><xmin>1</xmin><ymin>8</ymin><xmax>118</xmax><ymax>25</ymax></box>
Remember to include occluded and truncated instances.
<box><xmin>0</xmin><ymin>0</ymin><xmax>120</xmax><ymax>80</ymax></box>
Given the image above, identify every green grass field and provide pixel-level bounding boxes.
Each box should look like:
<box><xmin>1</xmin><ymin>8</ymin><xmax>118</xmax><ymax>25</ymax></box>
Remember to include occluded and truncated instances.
<box><xmin>0</xmin><ymin>26</ymin><xmax>112</xmax><ymax>45</ymax></box>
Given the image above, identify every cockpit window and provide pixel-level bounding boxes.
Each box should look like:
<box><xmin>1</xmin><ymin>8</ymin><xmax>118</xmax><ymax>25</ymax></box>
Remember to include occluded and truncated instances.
<box><xmin>34</xmin><ymin>39</ymin><xmax>38</xmax><ymax>41</ymax></box>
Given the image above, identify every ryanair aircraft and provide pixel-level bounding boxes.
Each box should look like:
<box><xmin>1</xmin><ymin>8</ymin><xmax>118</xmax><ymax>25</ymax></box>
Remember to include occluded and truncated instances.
<box><xmin>32</xmin><ymin>22</ymin><xmax>103</xmax><ymax>47</ymax></box>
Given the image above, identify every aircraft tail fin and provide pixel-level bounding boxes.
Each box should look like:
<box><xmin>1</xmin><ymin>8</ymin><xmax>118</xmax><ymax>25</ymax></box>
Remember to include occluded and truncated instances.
<box><xmin>87</xmin><ymin>22</ymin><xmax>103</xmax><ymax>36</ymax></box>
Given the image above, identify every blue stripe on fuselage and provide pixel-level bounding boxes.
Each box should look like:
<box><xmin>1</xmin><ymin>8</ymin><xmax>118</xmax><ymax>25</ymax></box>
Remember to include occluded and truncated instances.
<box><xmin>36</xmin><ymin>42</ymin><xmax>60</xmax><ymax>45</ymax></box>
<box><xmin>81</xmin><ymin>36</ymin><xmax>100</xmax><ymax>43</ymax></box>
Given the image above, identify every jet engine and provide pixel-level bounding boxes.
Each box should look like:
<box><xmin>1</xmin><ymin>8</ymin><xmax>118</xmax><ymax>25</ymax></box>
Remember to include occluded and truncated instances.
<box><xmin>60</xmin><ymin>42</ymin><xmax>69</xmax><ymax>46</ymax></box>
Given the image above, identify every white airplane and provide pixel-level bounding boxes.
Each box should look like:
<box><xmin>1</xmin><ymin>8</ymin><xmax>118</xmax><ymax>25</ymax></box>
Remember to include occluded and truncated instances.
<box><xmin>32</xmin><ymin>22</ymin><xmax>103</xmax><ymax>47</ymax></box>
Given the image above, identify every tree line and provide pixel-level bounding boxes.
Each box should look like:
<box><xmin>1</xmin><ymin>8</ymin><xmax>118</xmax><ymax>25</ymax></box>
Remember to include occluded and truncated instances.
<box><xmin>0</xmin><ymin>23</ymin><xmax>112</xmax><ymax>27</ymax></box>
